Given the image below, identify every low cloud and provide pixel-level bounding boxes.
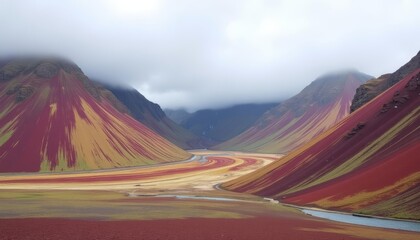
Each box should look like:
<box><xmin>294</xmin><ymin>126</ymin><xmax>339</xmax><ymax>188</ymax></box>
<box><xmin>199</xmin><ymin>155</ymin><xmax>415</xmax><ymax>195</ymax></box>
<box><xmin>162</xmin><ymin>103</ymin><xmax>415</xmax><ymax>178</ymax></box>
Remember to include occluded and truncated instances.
<box><xmin>1</xmin><ymin>0</ymin><xmax>419</xmax><ymax>111</ymax></box>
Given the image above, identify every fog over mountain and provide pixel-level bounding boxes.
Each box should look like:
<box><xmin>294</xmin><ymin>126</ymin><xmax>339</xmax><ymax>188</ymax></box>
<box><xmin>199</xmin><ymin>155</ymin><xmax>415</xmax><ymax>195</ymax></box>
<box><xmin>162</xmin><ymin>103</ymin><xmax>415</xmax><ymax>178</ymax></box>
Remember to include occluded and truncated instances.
<box><xmin>1</xmin><ymin>0</ymin><xmax>419</xmax><ymax>111</ymax></box>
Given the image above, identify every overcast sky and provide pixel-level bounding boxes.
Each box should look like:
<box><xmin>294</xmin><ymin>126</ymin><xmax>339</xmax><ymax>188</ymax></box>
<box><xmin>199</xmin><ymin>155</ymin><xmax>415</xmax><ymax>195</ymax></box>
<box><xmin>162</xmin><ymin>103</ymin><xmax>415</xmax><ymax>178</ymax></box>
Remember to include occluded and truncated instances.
<box><xmin>1</xmin><ymin>0</ymin><xmax>419</xmax><ymax>111</ymax></box>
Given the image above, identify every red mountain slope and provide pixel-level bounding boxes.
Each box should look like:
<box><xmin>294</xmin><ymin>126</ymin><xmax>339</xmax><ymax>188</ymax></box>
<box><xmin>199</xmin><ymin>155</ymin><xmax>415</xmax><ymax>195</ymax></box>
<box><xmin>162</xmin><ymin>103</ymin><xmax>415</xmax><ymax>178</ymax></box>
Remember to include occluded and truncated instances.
<box><xmin>222</xmin><ymin>53</ymin><xmax>420</xmax><ymax>219</ymax></box>
<box><xmin>216</xmin><ymin>71</ymin><xmax>371</xmax><ymax>153</ymax></box>
<box><xmin>0</xmin><ymin>59</ymin><xmax>191</xmax><ymax>172</ymax></box>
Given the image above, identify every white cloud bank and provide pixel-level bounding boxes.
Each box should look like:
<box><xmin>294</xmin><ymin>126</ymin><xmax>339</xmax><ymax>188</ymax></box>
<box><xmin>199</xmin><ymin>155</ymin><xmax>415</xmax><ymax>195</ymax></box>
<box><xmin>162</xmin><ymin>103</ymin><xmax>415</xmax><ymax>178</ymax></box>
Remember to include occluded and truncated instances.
<box><xmin>1</xmin><ymin>0</ymin><xmax>419</xmax><ymax>111</ymax></box>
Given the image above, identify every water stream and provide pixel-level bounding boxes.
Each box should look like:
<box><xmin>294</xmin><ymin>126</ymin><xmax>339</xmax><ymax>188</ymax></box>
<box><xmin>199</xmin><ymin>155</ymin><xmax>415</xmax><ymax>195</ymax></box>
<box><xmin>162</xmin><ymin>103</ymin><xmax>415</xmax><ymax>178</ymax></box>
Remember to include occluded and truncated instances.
<box><xmin>156</xmin><ymin>194</ymin><xmax>244</xmax><ymax>202</ymax></box>
<box><xmin>302</xmin><ymin>209</ymin><xmax>420</xmax><ymax>232</ymax></box>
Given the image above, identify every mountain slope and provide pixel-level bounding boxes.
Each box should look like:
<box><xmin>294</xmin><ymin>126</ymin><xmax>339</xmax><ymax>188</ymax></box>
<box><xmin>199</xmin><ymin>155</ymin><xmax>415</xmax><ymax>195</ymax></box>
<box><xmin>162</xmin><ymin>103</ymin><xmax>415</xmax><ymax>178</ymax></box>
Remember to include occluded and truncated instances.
<box><xmin>217</xmin><ymin>71</ymin><xmax>371</xmax><ymax>153</ymax></box>
<box><xmin>0</xmin><ymin>58</ymin><xmax>191</xmax><ymax>172</ymax></box>
<box><xmin>106</xmin><ymin>86</ymin><xmax>206</xmax><ymax>149</ymax></box>
<box><xmin>222</xmin><ymin>57</ymin><xmax>420</xmax><ymax>219</ymax></box>
<box><xmin>180</xmin><ymin>103</ymin><xmax>277</xmax><ymax>144</ymax></box>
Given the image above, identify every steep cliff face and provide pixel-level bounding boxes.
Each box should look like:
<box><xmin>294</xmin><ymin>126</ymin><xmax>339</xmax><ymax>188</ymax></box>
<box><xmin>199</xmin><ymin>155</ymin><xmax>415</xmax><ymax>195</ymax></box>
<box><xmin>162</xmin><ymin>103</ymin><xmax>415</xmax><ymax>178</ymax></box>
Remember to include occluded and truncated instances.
<box><xmin>0</xmin><ymin>58</ymin><xmax>191</xmax><ymax>172</ymax></box>
<box><xmin>217</xmin><ymin>71</ymin><xmax>371</xmax><ymax>153</ymax></box>
<box><xmin>350</xmin><ymin>74</ymin><xmax>390</xmax><ymax>112</ymax></box>
<box><xmin>351</xmin><ymin>51</ymin><xmax>420</xmax><ymax>112</ymax></box>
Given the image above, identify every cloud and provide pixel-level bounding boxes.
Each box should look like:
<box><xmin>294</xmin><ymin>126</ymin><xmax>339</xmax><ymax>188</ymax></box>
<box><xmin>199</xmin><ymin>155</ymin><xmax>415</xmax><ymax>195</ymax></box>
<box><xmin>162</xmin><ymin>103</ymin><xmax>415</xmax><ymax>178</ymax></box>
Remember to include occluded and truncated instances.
<box><xmin>1</xmin><ymin>0</ymin><xmax>419</xmax><ymax>111</ymax></box>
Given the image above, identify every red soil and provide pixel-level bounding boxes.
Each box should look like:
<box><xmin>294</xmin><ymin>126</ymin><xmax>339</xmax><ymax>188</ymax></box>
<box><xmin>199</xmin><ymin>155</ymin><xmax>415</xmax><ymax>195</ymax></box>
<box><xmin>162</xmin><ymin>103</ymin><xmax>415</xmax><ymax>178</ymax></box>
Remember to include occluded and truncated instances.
<box><xmin>0</xmin><ymin>217</ymin><xmax>367</xmax><ymax>240</ymax></box>
<box><xmin>286</xmin><ymin>142</ymin><xmax>420</xmax><ymax>203</ymax></box>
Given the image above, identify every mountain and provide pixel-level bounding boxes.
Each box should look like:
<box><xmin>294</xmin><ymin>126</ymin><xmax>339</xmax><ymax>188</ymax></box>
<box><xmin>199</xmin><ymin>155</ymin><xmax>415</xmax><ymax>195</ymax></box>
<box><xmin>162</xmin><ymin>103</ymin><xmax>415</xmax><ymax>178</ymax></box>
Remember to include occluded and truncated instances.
<box><xmin>105</xmin><ymin>86</ymin><xmax>206</xmax><ymax>149</ymax></box>
<box><xmin>0</xmin><ymin>58</ymin><xmax>191</xmax><ymax>172</ymax></box>
<box><xmin>217</xmin><ymin>71</ymin><xmax>371</xmax><ymax>153</ymax></box>
<box><xmin>351</xmin><ymin>51</ymin><xmax>420</xmax><ymax>111</ymax></box>
<box><xmin>222</xmin><ymin>54</ymin><xmax>420</xmax><ymax>219</ymax></box>
<box><xmin>164</xmin><ymin>109</ymin><xmax>192</xmax><ymax>124</ymax></box>
<box><xmin>180</xmin><ymin>103</ymin><xmax>277</xmax><ymax>144</ymax></box>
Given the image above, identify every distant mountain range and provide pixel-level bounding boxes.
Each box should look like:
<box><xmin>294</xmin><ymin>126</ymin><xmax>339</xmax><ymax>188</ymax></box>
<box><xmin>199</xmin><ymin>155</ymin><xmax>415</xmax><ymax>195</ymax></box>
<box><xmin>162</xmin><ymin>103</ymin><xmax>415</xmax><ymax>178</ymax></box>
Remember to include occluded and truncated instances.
<box><xmin>223</xmin><ymin>51</ymin><xmax>420</xmax><ymax>219</ymax></box>
<box><xmin>0</xmin><ymin>58</ymin><xmax>191</xmax><ymax>172</ymax></box>
<box><xmin>166</xmin><ymin>103</ymin><xmax>277</xmax><ymax>144</ymax></box>
<box><xmin>216</xmin><ymin>70</ymin><xmax>372</xmax><ymax>153</ymax></box>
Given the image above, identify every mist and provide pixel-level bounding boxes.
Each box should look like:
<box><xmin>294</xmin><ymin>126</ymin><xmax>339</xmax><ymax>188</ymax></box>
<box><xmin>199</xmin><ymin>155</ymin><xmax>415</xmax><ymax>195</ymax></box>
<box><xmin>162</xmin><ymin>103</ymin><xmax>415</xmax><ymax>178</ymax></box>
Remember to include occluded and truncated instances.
<box><xmin>1</xmin><ymin>0</ymin><xmax>419</xmax><ymax>111</ymax></box>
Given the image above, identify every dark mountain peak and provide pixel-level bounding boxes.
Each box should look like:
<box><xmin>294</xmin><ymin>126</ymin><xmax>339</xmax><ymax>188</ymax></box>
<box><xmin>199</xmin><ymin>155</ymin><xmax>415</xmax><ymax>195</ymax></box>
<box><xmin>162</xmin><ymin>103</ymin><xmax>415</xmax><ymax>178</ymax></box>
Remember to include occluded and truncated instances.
<box><xmin>385</xmin><ymin>51</ymin><xmax>420</xmax><ymax>88</ymax></box>
<box><xmin>0</xmin><ymin>57</ymin><xmax>82</xmax><ymax>81</ymax></box>
<box><xmin>351</xmin><ymin>51</ymin><xmax>420</xmax><ymax>112</ymax></box>
<box><xmin>105</xmin><ymin>85</ymin><xmax>166</xmax><ymax>121</ymax></box>
<box><xmin>0</xmin><ymin>57</ymin><xmax>102</xmax><ymax>100</ymax></box>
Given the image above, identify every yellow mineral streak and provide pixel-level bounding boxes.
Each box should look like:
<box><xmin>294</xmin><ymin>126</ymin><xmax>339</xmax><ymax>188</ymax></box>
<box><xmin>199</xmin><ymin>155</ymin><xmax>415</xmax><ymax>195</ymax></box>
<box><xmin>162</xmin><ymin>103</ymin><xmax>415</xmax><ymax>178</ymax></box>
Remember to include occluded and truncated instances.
<box><xmin>49</xmin><ymin>103</ymin><xmax>57</xmax><ymax>117</ymax></box>
<box><xmin>242</xmin><ymin>99</ymin><xmax>346</xmax><ymax>153</ymax></box>
<box><xmin>0</xmin><ymin>103</ymin><xmax>13</xmax><ymax>119</ymax></box>
<box><xmin>300</xmin><ymin>107</ymin><xmax>419</xmax><ymax>190</ymax></box>
<box><xmin>69</xmin><ymin>98</ymin><xmax>188</xmax><ymax>170</ymax></box>
<box><xmin>0</xmin><ymin>114</ymin><xmax>21</xmax><ymax>147</ymax></box>
<box><xmin>272</xmin><ymin>100</ymin><xmax>345</xmax><ymax>151</ymax></box>
<box><xmin>277</xmin><ymin>107</ymin><xmax>419</xmax><ymax>196</ymax></box>
<box><xmin>311</xmin><ymin>172</ymin><xmax>420</xmax><ymax>210</ymax></box>
<box><xmin>39</xmin><ymin>148</ymin><xmax>78</xmax><ymax>172</ymax></box>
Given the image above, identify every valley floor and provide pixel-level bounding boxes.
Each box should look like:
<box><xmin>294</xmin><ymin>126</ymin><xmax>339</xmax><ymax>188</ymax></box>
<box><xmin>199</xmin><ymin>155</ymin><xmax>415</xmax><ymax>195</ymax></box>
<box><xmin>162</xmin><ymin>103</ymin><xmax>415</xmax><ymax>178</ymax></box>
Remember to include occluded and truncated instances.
<box><xmin>0</xmin><ymin>151</ymin><xmax>418</xmax><ymax>240</ymax></box>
